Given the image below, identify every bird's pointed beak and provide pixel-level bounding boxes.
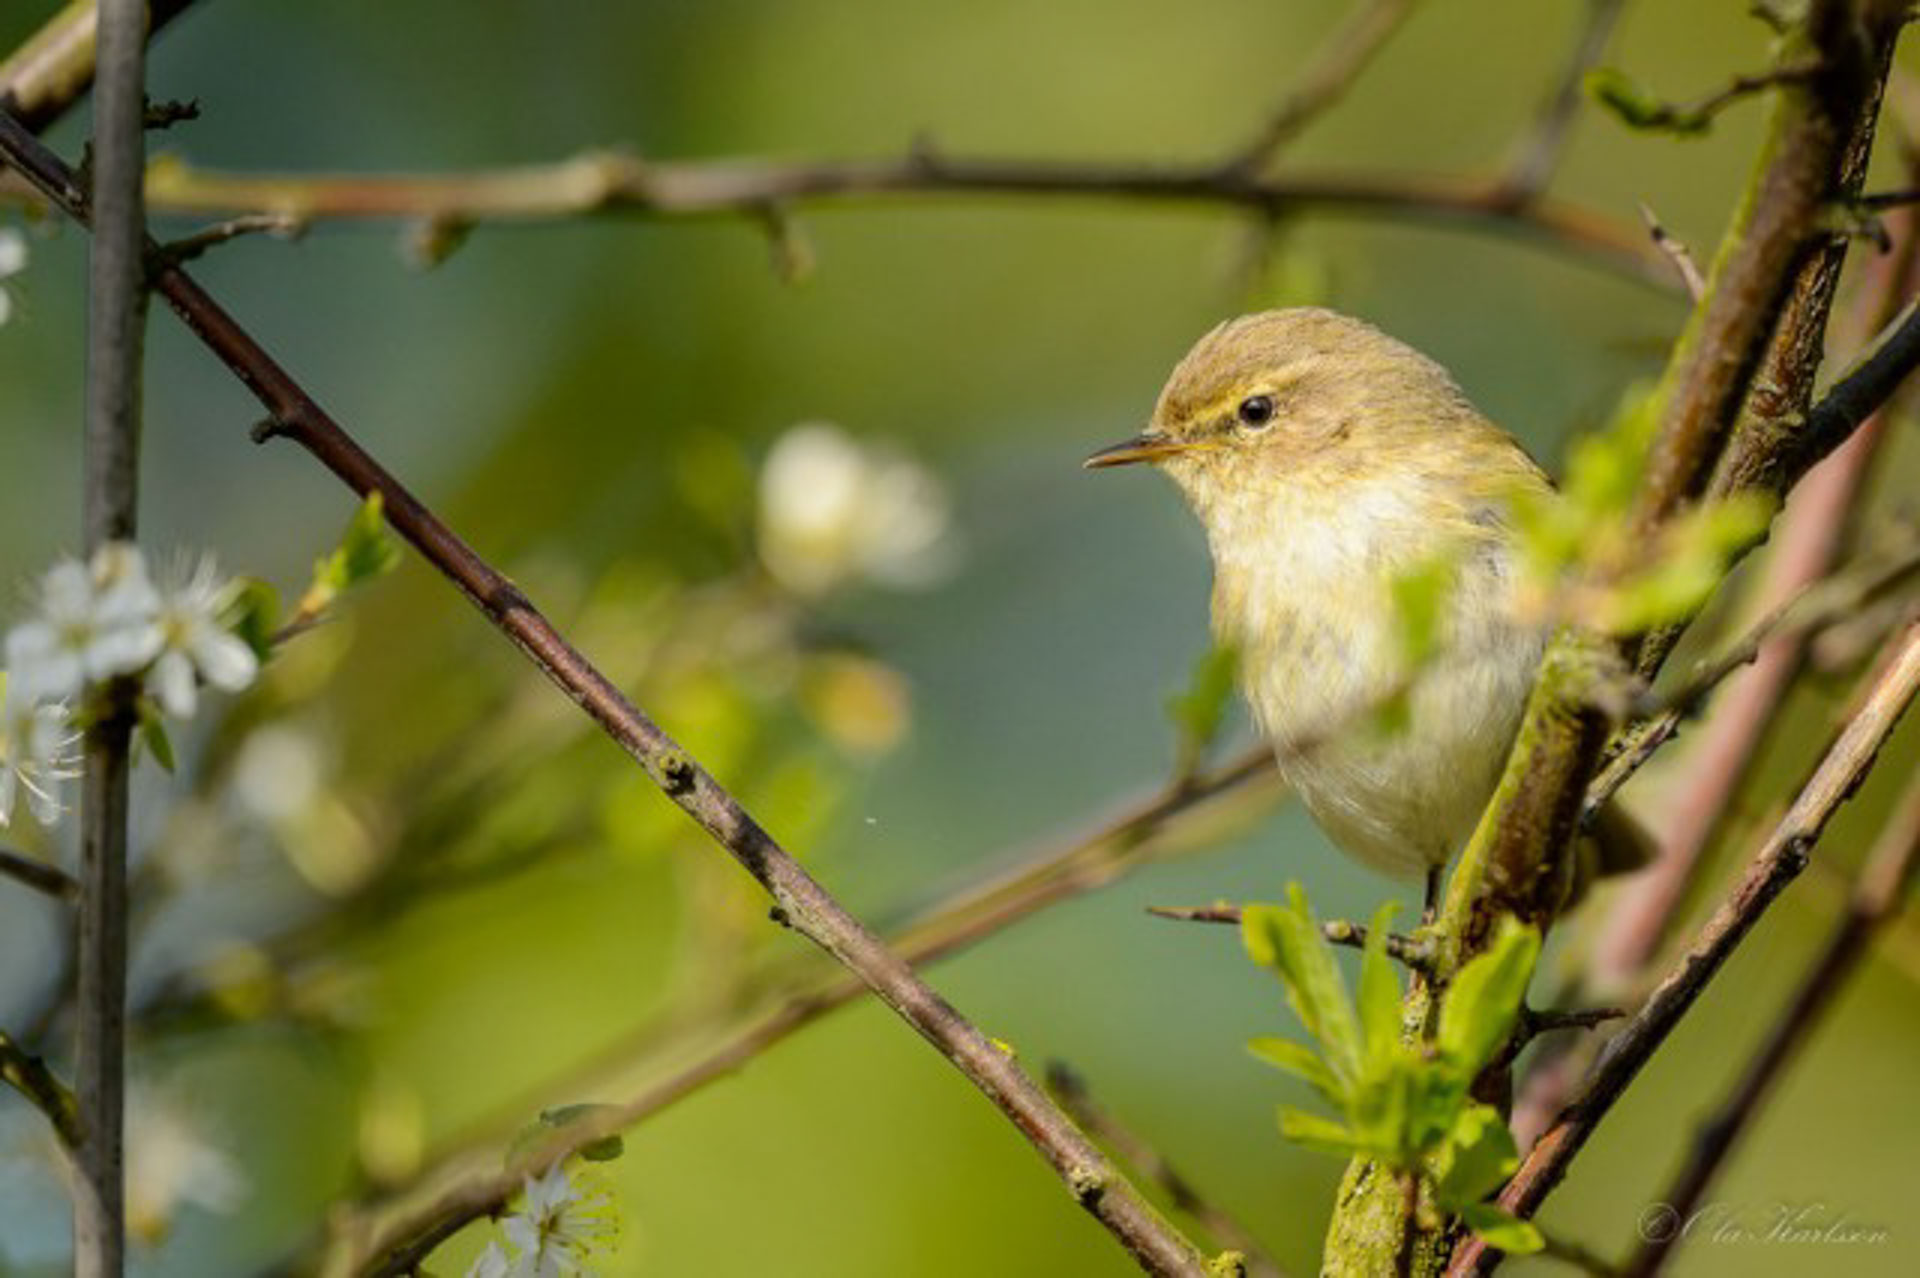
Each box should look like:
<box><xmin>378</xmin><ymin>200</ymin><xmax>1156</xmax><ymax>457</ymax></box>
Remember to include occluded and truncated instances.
<box><xmin>1082</xmin><ymin>431</ymin><xmax>1187</xmax><ymax>470</ymax></box>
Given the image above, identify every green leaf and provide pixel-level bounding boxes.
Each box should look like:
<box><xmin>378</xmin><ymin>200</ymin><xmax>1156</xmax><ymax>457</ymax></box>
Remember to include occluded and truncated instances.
<box><xmin>1456</xmin><ymin>1202</ymin><xmax>1544</xmax><ymax>1254</ymax></box>
<box><xmin>1438</xmin><ymin>917</ymin><xmax>1539</xmax><ymax>1074</ymax></box>
<box><xmin>1433</xmin><ymin>1103</ymin><xmax>1519</xmax><ymax>1208</ymax></box>
<box><xmin>1389</xmin><ymin>554</ymin><xmax>1460</xmax><ymax>671</ymax></box>
<box><xmin>223</xmin><ymin>577</ymin><xmax>281</xmax><ymax>661</ymax></box>
<box><xmin>1347</xmin><ymin>1061</ymin><xmax>1418</xmax><ymax>1167</ymax></box>
<box><xmin>505</xmin><ymin>1102</ymin><xmax>626</xmax><ymax>1166</ymax></box>
<box><xmin>1586</xmin><ymin>67</ymin><xmax>1708</xmax><ymax>136</ymax></box>
<box><xmin>1247</xmin><ymin>1036</ymin><xmax>1344</xmax><ymax>1105</ymax></box>
<box><xmin>300</xmin><ymin>493</ymin><xmax>401</xmax><ymax>620</ymax></box>
<box><xmin>1278</xmin><ymin>1107</ymin><xmax>1366</xmax><ymax>1159</ymax></box>
<box><xmin>1244</xmin><ymin>886</ymin><xmax>1364</xmax><ymax>1086</ymax></box>
<box><xmin>1166</xmin><ymin>643</ymin><xmax>1240</xmax><ymax>753</ymax></box>
<box><xmin>1599</xmin><ymin>494</ymin><xmax>1775</xmax><ymax>632</ymax></box>
<box><xmin>136</xmin><ymin>701</ymin><xmax>175</xmax><ymax>773</ymax></box>
<box><xmin>1356</xmin><ymin>901</ymin><xmax>1404</xmax><ymax>1071</ymax></box>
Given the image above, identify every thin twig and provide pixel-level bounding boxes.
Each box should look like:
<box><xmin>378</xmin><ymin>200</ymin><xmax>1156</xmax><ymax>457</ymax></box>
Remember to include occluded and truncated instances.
<box><xmin>1046</xmin><ymin>1062</ymin><xmax>1285</xmax><ymax>1278</ymax></box>
<box><xmin>1495</xmin><ymin>0</ymin><xmax>1627</xmax><ymax>205</ymax></box>
<box><xmin>1637</xmin><ymin>203</ymin><xmax>1705</xmax><ymax>301</ymax></box>
<box><xmin>1448</xmin><ymin>615</ymin><xmax>1920</xmax><ymax>1275</ymax></box>
<box><xmin>132</xmin><ymin>151</ymin><xmax>1672</xmax><ymax>287</ymax></box>
<box><xmin>1620</xmin><ymin>765</ymin><xmax>1920</xmax><ymax>1278</ymax></box>
<box><xmin>72</xmin><ymin>3</ymin><xmax>147</xmax><ymax>1273</ymax></box>
<box><xmin>1221</xmin><ymin>0</ymin><xmax>1421</xmax><ymax>175</ymax></box>
<box><xmin>1599</xmin><ymin>61</ymin><xmax>1826</xmax><ymax>137</ymax></box>
<box><xmin>0</xmin><ymin>1028</ymin><xmax>81</xmax><ymax>1146</ymax></box>
<box><xmin>1517</xmin><ymin>1005</ymin><xmax>1626</xmax><ymax>1040</ymax></box>
<box><xmin>157</xmin><ymin>213</ymin><xmax>307</xmax><ymax>265</ymax></box>
<box><xmin>0</xmin><ymin>845</ymin><xmax>78</xmax><ymax>900</ymax></box>
<box><xmin>1146</xmin><ymin>904</ymin><xmax>1434</xmax><ymax>971</ymax></box>
<box><xmin>0</xmin><ymin>110</ymin><xmax>1215</xmax><ymax>1278</ymax></box>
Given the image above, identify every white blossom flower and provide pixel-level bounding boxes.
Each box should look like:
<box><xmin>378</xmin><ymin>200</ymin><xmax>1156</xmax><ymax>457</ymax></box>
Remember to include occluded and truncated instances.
<box><xmin>146</xmin><ymin>555</ymin><xmax>259</xmax><ymax>719</ymax></box>
<box><xmin>0</xmin><ymin>227</ymin><xmax>26</xmax><ymax>326</ymax></box>
<box><xmin>499</xmin><ymin>1166</ymin><xmax>615</xmax><ymax>1276</ymax></box>
<box><xmin>465</xmin><ymin>1241</ymin><xmax>512</xmax><ymax>1278</ymax></box>
<box><xmin>757</xmin><ymin>422</ymin><xmax>958</xmax><ymax>596</ymax></box>
<box><xmin>4</xmin><ymin>545</ymin><xmax>162</xmax><ymax>705</ymax></box>
<box><xmin>125</xmin><ymin>1086</ymin><xmax>248</xmax><ymax>1244</ymax></box>
<box><xmin>0</xmin><ymin>682</ymin><xmax>79</xmax><ymax>827</ymax></box>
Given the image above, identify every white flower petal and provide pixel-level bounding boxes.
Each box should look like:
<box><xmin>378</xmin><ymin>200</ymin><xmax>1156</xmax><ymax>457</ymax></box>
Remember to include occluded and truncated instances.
<box><xmin>465</xmin><ymin>1242</ymin><xmax>512</xmax><ymax>1278</ymax></box>
<box><xmin>151</xmin><ymin>651</ymin><xmax>198</xmax><ymax>720</ymax></box>
<box><xmin>86</xmin><ymin>622</ymin><xmax>163</xmax><ymax>680</ymax></box>
<box><xmin>189</xmin><ymin>626</ymin><xmax>258</xmax><ymax>692</ymax></box>
<box><xmin>0</xmin><ymin>228</ymin><xmax>25</xmax><ymax>277</ymax></box>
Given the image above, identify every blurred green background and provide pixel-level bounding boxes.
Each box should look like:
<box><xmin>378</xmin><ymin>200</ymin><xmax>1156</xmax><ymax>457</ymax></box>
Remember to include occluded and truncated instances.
<box><xmin>1</xmin><ymin>1</ymin><xmax>1917</xmax><ymax>1274</ymax></box>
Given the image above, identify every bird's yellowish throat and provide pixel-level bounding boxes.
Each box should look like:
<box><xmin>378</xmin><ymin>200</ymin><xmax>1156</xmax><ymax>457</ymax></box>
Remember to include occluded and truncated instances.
<box><xmin>1089</xmin><ymin>309</ymin><xmax>1640</xmax><ymax>899</ymax></box>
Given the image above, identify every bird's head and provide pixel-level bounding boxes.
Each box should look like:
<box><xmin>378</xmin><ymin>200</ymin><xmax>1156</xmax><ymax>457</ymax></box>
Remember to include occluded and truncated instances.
<box><xmin>1085</xmin><ymin>308</ymin><xmax>1510</xmax><ymax>522</ymax></box>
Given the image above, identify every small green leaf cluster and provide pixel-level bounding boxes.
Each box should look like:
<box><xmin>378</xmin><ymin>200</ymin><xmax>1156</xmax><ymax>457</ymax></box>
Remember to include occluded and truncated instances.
<box><xmin>295</xmin><ymin>492</ymin><xmax>403</xmax><ymax>625</ymax></box>
<box><xmin>1585</xmin><ymin>68</ymin><xmax>1713</xmax><ymax>136</ymax></box>
<box><xmin>1241</xmin><ymin>886</ymin><xmax>1543</xmax><ymax>1254</ymax></box>
<box><xmin>1509</xmin><ymin>386</ymin><xmax>1774</xmax><ymax>636</ymax></box>
<box><xmin>1166</xmin><ymin>642</ymin><xmax>1239</xmax><ymax>770</ymax></box>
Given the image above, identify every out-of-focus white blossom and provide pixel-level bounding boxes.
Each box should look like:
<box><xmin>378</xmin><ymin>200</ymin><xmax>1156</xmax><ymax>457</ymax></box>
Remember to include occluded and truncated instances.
<box><xmin>466</xmin><ymin>1242</ymin><xmax>513</xmax><ymax>1278</ymax></box>
<box><xmin>125</xmin><ymin>1086</ymin><xmax>249</xmax><ymax>1244</ymax></box>
<box><xmin>756</xmin><ymin>423</ymin><xmax>957</xmax><ymax>596</ymax></box>
<box><xmin>0</xmin><ymin>227</ymin><xmax>26</xmax><ymax>325</ymax></box>
<box><xmin>497</xmin><ymin>1165</ymin><xmax>616</xmax><ymax>1276</ymax></box>
<box><xmin>147</xmin><ymin>555</ymin><xmax>259</xmax><ymax>719</ymax></box>
<box><xmin>5</xmin><ymin>546</ymin><xmax>163</xmax><ymax>704</ymax></box>
<box><xmin>0</xmin><ymin>681</ymin><xmax>78</xmax><ymax>827</ymax></box>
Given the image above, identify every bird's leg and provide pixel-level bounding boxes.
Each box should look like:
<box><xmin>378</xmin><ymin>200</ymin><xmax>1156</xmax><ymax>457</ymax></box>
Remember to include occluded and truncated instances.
<box><xmin>1422</xmin><ymin>864</ymin><xmax>1442</xmax><ymax>926</ymax></box>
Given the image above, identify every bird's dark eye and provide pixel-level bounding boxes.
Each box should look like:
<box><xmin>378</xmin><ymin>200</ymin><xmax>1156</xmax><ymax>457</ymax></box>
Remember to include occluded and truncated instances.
<box><xmin>1236</xmin><ymin>394</ymin><xmax>1277</xmax><ymax>428</ymax></box>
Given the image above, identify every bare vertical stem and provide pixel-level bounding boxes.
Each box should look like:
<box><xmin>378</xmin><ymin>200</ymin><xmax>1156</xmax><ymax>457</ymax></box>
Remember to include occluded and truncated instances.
<box><xmin>73</xmin><ymin>1</ymin><xmax>147</xmax><ymax>1274</ymax></box>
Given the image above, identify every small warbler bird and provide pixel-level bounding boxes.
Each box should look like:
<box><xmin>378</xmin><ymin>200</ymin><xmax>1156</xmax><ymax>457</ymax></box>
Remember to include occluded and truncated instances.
<box><xmin>1088</xmin><ymin>309</ymin><xmax>1642</xmax><ymax>904</ymax></box>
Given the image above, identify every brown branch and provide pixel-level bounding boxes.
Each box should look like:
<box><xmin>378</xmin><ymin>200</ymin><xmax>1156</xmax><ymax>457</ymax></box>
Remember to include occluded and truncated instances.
<box><xmin>1494</xmin><ymin>0</ymin><xmax>1627</xmax><ymax>206</ymax></box>
<box><xmin>1047</xmin><ymin>1062</ymin><xmax>1286</xmax><ymax>1278</ymax></box>
<box><xmin>0</xmin><ymin>0</ymin><xmax>202</xmax><ymax>133</ymax></box>
<box><xmin>1622</xmin><ymin>765</ymin><xmax>1920</xmax><ymax>1276</ymax></box>
<box><xmin>0</xmin><ymin>845</ymin><xmax>79</xmax><ymax>900</ymax></box>
<box><xmin>0</xmin><ymin>1028</ymin><xmax>81</xmax><ymax>1146</ymax></box>
<box><xmin>1222</xmin><ymin>0</ymin><xmax>1422</xmax><ymax>174</ymax></box>
<box><xmin>1633</xmin><ymin>1</ymin><xmax>1898</xmax><ymax>545</ymax></box>
<box><xmin>1448</xmin><ymin>614</ymin><xmax>1920</xmax><ymax>1275</ymax></box>
<box><xmin>0</xmin><ymin>109</ymin><xmax>1218</xmax><ymax>1278</ymax></box>
<box><xmin>133</xmin><ymin>151</ymin><xmax>1674</xmax><ymax>287</ymax></box>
